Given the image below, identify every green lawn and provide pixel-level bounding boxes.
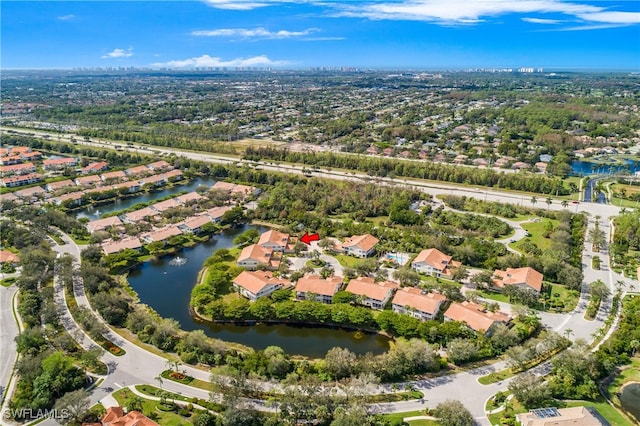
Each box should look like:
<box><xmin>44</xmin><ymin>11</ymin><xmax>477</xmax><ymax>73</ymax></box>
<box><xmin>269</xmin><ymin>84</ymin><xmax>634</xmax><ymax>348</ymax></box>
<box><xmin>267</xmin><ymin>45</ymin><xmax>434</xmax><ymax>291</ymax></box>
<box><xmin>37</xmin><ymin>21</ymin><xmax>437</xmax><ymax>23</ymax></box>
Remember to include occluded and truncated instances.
<box><xmin>334</xmin><ymin>254</ymin><xmax>366</xmax><ymax>268</ymax></box>
<box><xmin>478</xmin><ymin>290</ymin><xmax>511</xmax><ymax>304</ymax></box>
<box><xmin>381</xmin><ymin>410</ymin><xmax>438</xmax><ymax>425</ymax></box>
<box><xmin>478</xmin><ymin>369</ymin><xmax>515</xmax><ymax>385</ymax></box>
<box><xmin>113</xmin><ymin>388</ymin><xmax>193</xmax><ymax>425</ymax></box>
<box><xmin>544</xmin><ymin>283</ymin><xmax>579</xmax><ymax>313</ymax></box>
<box><xmin>0</xmin><ymin>277</ymin><xmax>17</xmax><ymax>287</ymax></box>
<box><xmin>519</xmin><ymin>219</ymin><xmax>559</xmax><ymax>251</ymax></box>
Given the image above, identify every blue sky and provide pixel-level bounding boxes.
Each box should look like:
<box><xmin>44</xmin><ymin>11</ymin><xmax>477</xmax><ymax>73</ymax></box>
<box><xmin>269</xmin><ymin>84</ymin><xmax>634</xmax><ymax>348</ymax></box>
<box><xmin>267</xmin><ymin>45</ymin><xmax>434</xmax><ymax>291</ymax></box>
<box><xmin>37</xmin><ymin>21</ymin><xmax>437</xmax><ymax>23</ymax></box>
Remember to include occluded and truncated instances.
<box><xmin>2</xmin><ymin>1</ymin><xmax>639</xmax><ymax>70</ymax></box>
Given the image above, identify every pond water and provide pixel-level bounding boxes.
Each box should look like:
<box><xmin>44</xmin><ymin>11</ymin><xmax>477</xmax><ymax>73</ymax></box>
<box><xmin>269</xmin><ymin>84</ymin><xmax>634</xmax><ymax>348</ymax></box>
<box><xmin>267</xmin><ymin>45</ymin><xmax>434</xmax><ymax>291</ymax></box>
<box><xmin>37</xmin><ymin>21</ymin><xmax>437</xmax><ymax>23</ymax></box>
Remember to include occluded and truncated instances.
<box><xmin>570</xmin><ymin>159</ymin><xmax>640</xmax><ymax>176</ymax></box>
<box><xmin>126</xmin><ymin>224</ymin><xmax>391</xmax><ymax>358</ymax></box>
<box><xmin>620</xmin><ymin>382</ymin><xmax>640</xmax><ymax>422</ymax></box>
<box><xmin>75</xmin><ymin>177</ymin><xmax>217</xmax><ymax>220</ymax></box>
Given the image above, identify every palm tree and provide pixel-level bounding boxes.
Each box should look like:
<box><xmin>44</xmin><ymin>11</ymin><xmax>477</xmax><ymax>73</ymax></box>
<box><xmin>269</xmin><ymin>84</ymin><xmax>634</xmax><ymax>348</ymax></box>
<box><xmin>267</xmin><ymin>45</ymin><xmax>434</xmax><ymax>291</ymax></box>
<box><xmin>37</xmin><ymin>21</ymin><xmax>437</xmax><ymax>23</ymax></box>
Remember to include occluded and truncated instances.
<box><xmin>561</xmin><ymin>200</ymin><xmax>569</xmax><ymax>209</ymax></box>
<box><xmin>545</xmin><ymin>197</ymin><xmax>552</xmax><ymax>211</ymax></box>
<box><xmin>530</xmin><ymin>196</ymin><xmax>538</xmax><ymax>207</ymax></box>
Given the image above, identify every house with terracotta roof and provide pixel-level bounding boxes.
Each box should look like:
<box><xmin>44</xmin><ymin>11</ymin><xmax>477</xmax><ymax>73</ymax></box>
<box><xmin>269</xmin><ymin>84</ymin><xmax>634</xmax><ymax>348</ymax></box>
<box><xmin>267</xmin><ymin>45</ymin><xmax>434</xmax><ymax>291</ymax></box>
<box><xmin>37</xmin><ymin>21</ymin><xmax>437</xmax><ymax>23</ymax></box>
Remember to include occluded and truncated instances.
<box><xmin>147</xmin><ymin>160</ymin><xmax>173</xmax><ymax>172</ymax></box>
<box><xmin>175</xmin><ymin>191</ymin><xmax>204</xmax><ymax>205</ymax></box>
<box><xmin>392</xmin><ymin>287</ymin><xmax>447</xmax><ymax>321</ymax></box>
<box><xmin>344</xmin><ymin>276</ymin><xmax>397</xmax><ymax>310</ymax></box>
<box><xmin>177</xmin><ymin>215</ymin><xmax>212</xmax><ymax>234</ymax></box>
<box><xmin>112</xmin><ymin>180</ymin><xmax>141</xmax><ymax>193</ymax></box>
<box><xmin>0</xmin><ymin>173</ymin><xmax>42</xmax><ymax>188</ymax></box>
<box><xmin>86</xmin><ymin>216</ymin><xmax>123</xmax><ymax>233</ymax></box>
<box><xmin>75</xmin><ymin>174</ymin><xmax>103</xmax><ymax>187</ymax></box>
<box><xmin>121</xmin><ymin>207</ymin><xmax>158</xmax><ymax>224</ymax></box>
<box><xmin>140</xmin><ymin>174</ymin><xmax>167</xmax><ymax>187</ymax></box>
<box><xmin>43</xmin><ymin>157</ymin><xmax>77</xmax><ymax>170</ymax></box>
<box><xmin>14</xmin><ymin>186</ymin><xmax>47</xmax><ymax>202</ymax></box>
<box><xmin>237</xmin><ymin>244</ymin><xmax>274</xmax><ymax>270</ymax></box>
<box><xmin>516</xmin><ymin>406</ymin><xmax>605</xmax><ymax>426</ymax></box>
<box><xmin>163</xmin><ymin>169</ymin><xmax>184</xmax><ymax>181</ymax></box>
<box><xmin>444</xmin><ymin>301</ymin><xmax>510</xmax><ymax>335</ymax></box>
<box><xmin>0</xmin><ymin>162</ymin><xmax>36</xmax><ymax>176</ymax></box>
<box><xmin>295</xmin><ymin>275</ymin><xmax>343</xmax><ymax>304</ymax></box>
<box><xmin>20</xmin><ymin>151</ymin><xmax>42</xmax><ymax>161</ymax></box>
<box><xmin>0</xmin><ymin>155</ymin><xmax>24</xmax><ymax>166</ymax></box>
<box><xmin>199</xmin><ymin>206</ymin><xmax>232</xmax><ymax>223</ymax></box>
<box><xmin>46</xmin><ymin>179</ymin><xmax>76</xmax><ymax>192</ymax></box>
<box><xmin>102</xmin><ymin>237</ymin><xmax>142</xmax><ymax>255</ymax></box>
<box><xmin>101</xmin><ymin>170</ymin><xmax>128</xmax><ymax>183</ymax></box>
<box><xmin>492</xmin><ymin>267</ymin><xmax>543</xmax><ymax>293</ymax></box>
<box><xmin>126</xmin><ymin>164</ymin><xmax>152</xmax><ymax>177</ymax></box>
<box><xmin>411</xmin><ymin>248</ymin><xmax>461</xmax><ymax>278</ymax></box>
<box><xmin>1</xmin><ymin>191</ymin><xmax>21</xmax><ymax>205</ymax></box>
<box><xmin>140</xmin><ymin>226</ymin><xmax>182</xmax><ymax>244</ymax></box>
<box><xmin>80</xmin><ymin>161</ymin><xmax>109</xmax><ymax>174</ymax></box>
<box><xmin>341</xmin><ymin>234</ymin><xmax>379</xmax><ymax>258</ymax></box>
<box><xmin>53</xmin><ymin>191</ymin><xmax>84</xmax><ymax>206</ymax></box>
<box><xmin>0</xmin><ymin>250</ymin><xmax>20</xmax><ymax>264</ymax></box>
<box><xmin>211</xmin><ymin>181</ymin><xmax>258</xmax><ymax>197</ymax></box>
<box><xmin>99</xmin><ymin>406</ymin><xmax>159</xmax><ymax>426</ymax></box>
<box><xmin>233</xmin><ymin>270</ymin><xmax>291</xmax><ymax>301</ymax></box>
<box><xmin>150</xmin><ymin>198</ymin><xmax>181</xmax><ymax>213</ymax></box>
<box><xmin>258</xmin><ymin>230</ymin><xmax>291</xmax><ymax>252</ymax></box>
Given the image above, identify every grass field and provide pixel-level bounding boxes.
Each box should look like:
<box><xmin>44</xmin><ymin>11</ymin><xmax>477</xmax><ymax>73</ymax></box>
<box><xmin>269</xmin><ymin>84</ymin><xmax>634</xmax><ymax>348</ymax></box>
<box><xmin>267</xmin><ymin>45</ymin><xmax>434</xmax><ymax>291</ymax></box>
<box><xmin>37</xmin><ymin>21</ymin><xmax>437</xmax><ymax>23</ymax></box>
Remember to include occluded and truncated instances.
<box><xmin>563</xmin><ymin>398</ymin><xmax>633</xmax><ymax>426</ymax></box>
<box><xmin>334</xmin><ymin>254</ymin><xmax>366</xmax><ymax>268</ymax></box>
<box><xmin>520</xmin><ymin>219</ymin><xmax>558</xmax><ymax>251</ymax></box>
<box><xmin>381</xmin><ymin>410</ymin><xmax>438</xmax><ymax>425</ymax></box>
<box><xmin>113</xmin><ymin>388</ymin><xmax>192</xmax><ymax>426</ymax></box>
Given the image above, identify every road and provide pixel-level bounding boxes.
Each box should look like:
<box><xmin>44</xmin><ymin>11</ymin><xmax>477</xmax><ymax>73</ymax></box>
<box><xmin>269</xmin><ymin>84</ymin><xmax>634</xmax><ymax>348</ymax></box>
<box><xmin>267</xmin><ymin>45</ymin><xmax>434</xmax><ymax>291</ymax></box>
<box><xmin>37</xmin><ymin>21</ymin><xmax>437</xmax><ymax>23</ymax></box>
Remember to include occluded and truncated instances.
<box><xmin>3</xmin><ymin>125</ymin><xmax>638</xmax><ymax>424</ymax></box>
<box><xmin>0</xmin><ymin>283</ymin><xmax>20</xmax><ymax>412</ymax></box>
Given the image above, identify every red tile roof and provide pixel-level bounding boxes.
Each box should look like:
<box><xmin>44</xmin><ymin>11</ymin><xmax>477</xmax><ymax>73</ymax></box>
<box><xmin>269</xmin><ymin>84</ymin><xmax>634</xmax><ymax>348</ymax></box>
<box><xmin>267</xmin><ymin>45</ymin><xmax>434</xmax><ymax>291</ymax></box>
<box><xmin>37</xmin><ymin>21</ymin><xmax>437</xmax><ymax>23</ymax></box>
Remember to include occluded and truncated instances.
<box><xmin>345</xmin><ymin>276</ymin><xmax>396</xmax><ymax>302</ymax></box>
<box><xmin>102</xmin><ymin>237</ymin><xmax>142</xmax><ymax>255</ymax></box>
<box><xmin>295</xmin><ymin>275</ymin><xmax>343</xmax><ymax>297</ymax></box>
<box><xmin>492</xmin><ymin>267</ymin><xmax>543</xmax><ymax>292</ymax></box>
<box><xmin>238</xmin><ymin>244</ymin><xmax>272</xmax><ymax>264</ymax></box>
<box><xmin>392</xmin><ymin>287</ymin><xmax>447</xmax><ymax>315</ymax></box>
<box><xmin>0</xmin><ymin>250</ymin><xmax>20</xmax><ymax>263</ymax></box>
<box><xmin>444</xmin><ymin>301</ymin><xmax>510</xmax><ymax>333</ymax></box>
<box><xmin>342</xmin><ymin>234</ymin><xmax>379</xmax><ymax>252</ymax></box>
<box><xmin>233</xmin><ymin>270</ymin><xmax>290</xmax><ymax>295</ymax></box>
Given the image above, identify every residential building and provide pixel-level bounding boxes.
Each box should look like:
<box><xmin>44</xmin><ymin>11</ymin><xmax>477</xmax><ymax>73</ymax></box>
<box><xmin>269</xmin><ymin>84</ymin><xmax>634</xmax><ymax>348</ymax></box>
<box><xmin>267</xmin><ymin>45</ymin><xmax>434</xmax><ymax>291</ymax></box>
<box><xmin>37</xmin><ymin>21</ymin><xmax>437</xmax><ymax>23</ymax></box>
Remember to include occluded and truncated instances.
<box><xmin>0</xmin><ymin>192</ymin><xmax>21</xmax><ymax>205</ymax></box>
<box><xmin>344</xmin><ymin>276</ymin><xmax>397</xmax><ymax>310</ymax></box>
<box><xmin>102</xmin><ymin>237</ymin><xmax>142</xmax><ymax>255</ymax></box>
<box><xmin>14</xmin><ymin>186</ymin><xmax>47</xmax><ymax>201</ymax></box>
<box><xmin>74</xmin><ymin>175</ymin><xmax>103</xmax><ymax>187</ymax></box>
<box><xmin>0</xmin><ymin>250</ymin><xmax>20</xmax><ymax>264</ymax></box>
<box><xmin>444</xmin><ymin>301</ymin><xmax>510</xmax><ymax>335</ymax></box>
<box><xmin>516</xmin><ymin>406</ymin><xmax>605</xmax><ymax>426</ymax></box>
<box><xmin>150</xmin><ymin>198</ymin><xmax>181</xmax><ymax>213</ymax></box>
<box><xmin>140</xmin><ymin>174</ymin><xmax>167</xmax><ymax>187</ymax></box>
<box><xmin>163</xmin><ymin>169</ymin><xmax>184</xmax><ymax>181</ymax></box>
<box><xmin>53</xmin><ymin>191</ymin><xmax>84</xmax><ymax>206</ymax></box>
<box><xmin>0</xmin><ymin>162</ymin><xmax>36</xmax><ymax>176</ymax></box>
<box><xmin>199</xmin><ymin>206</ymin><xmax>232</xmax><ymax>223</ymax></box>
<box><xmin>20</xmin><ymin>151</ymin><xmax>42</xmax><ymax>161</ymax></box>
<box><xmin>341</xmin><ymin>234</ymin><xmax>379</xmax><ymax>258</ymax></box>
<box><xmin>46</xmin><ymin>179</ymin><xmax>76</xmax><ymax>192</ymax></box>
<box><xmin>42</xmin><ymin>157</ymin><xmax>77</xmax><ymax>170</ymax></box>
<box><xmin>86</xmin><ymin>216</ymin><xmax>123</xmax><ymax>233</ymax></box>
<box><xmin>101</xmin><ymin>170</ymin><xmax>128</xmax><ymax>182</ymax></box>
<box><xmin>147</xmin><ymin>160</ymin><xmax>173</xmax><ymax>172</ymax></box>
<box><xmin>411</xmin><ymin>248</ymin><xmax>461</xmax><ymax>278</ymax></box>
<box><xmin>121</xmin><ymin>207</ymin><xmax>157</xmax><ymax>223</ymax></box>
<box><xmin>0</xmin><ymin>173</ymin><xmax>42</xmax><ymax>188</ymax></box>
<box><xmin>126</xmin><ymin>165</ymin><xmax>152</xmax><ymax>177</ymax></box>
<box><xmin>492</xmin><ymin>267</ymin><xmax>543</xmax><ymax>293</ymax></box>
<box><xmin>97</xmin><ymin>406</ymin><xmax>159</xmax><ymax>426</ymax></box>
<box><xmin>0</xmin><ymin>155</ymin><xmax>23</xmax><ymax>166</ymax></box>
<box><xmin>112</xmin><ymin>180</ymin><xmax>141</xmax><ymax>193</ymax></box>
<box><xmin>295</xmin><ymin>275</ymin><xmax>343</xmax><ymax>303</ymax></box>
<box><xmin>175</xmin><ymin>191</ymin><xmax>204</xmax><ymax>205</ymax></box>
<box><xmin>177</xmin><ymin>215</ymin><xmax>212</xmax><ymax>234</ymax></box>
<box><xmin>258</xmin><ymin>230</ymin><xmax>291</xmax><ymax>252</ymax></box>
<box><xmin>391</xmin><ymin>287</ymin><xmax>447</xmax><ymax>321</ymax></box>
<box><xmin>80</xmin><ymin>161</ymin><xmax>109</xmax><ymax>174</ymax></box>
<box><xmin>140</xmin><ymin>226</ymin><xmax>182</xmax><ymax>244</ymax></box>
<box><xmin>212</xmin><ymin>181</ymin><xmax>258</xmax><ymax>197</ymax></box>
<box><xmin>233</xmin><ymin>270</ymin><xmax>291</xmax><ymax>301</ymax></box>
<box><xmin>237</xmin><ymin>244</ymin><xmax>274</xmax><ymax>270</ymax></box>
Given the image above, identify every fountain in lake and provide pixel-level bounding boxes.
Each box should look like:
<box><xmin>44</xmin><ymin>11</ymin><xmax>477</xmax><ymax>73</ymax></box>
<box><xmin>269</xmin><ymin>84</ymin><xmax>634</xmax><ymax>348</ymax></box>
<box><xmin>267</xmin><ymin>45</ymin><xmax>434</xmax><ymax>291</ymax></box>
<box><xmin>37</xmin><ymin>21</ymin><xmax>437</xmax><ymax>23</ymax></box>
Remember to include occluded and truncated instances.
<box><xmin>169</xmin><ymin>256</ymin><xmax>187</xmax><ymax>266</ymax></box>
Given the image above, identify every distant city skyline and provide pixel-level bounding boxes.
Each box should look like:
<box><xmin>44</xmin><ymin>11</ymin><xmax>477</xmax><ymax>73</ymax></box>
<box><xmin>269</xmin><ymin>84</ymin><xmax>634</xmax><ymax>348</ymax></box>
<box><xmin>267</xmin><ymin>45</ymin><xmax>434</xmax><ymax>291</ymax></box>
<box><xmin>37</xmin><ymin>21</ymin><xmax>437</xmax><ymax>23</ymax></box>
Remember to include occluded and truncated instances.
<box><xmin>2</xmin><ymin>1</ymin><xmax>639</xmax><ymax>70</ymax></box>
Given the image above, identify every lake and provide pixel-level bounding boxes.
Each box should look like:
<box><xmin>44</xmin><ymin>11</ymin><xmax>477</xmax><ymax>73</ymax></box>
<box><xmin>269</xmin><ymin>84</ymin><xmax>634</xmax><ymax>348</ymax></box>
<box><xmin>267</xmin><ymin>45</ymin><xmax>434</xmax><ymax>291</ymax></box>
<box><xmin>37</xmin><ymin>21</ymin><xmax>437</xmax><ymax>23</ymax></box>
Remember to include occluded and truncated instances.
<box><xmin>75</xmin><ymin>177</ymin><xmax>217</xmax><ymax>220</ymax></box>
<box><xmin>620</xmin><ymin>382</ymin><xmax>640</xmax><ymax>422</ymax></box>
<box><xmin>571</xmin><ymin>159</ymin><xmax>640</xmax><ymax>176</ymax></box>
<box><xmin>126</xmin><ymin>224</ymin><xmax>391</xmax><ymax>358</ymax></box>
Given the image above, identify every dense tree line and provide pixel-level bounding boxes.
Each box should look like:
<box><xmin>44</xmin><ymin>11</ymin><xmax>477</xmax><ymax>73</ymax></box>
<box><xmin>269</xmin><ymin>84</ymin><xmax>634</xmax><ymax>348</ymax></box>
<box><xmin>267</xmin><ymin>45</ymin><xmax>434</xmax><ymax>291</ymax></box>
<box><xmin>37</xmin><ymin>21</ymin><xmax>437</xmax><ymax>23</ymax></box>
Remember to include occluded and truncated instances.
<box><xmin>244</xmin><ymin>146</ymin><xmax>569</xmax><ymax>195</ymax></box>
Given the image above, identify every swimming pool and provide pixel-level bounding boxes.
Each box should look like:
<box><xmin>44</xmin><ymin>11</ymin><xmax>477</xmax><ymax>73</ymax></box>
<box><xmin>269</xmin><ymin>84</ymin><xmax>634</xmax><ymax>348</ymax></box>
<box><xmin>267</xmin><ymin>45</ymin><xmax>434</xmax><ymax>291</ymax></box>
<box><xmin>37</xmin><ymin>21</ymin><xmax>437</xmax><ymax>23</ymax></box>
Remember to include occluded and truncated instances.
<box><xmin>384</xmin><ymin>252</ymin><xmax>411</xmax><ymax>266</ymax></box>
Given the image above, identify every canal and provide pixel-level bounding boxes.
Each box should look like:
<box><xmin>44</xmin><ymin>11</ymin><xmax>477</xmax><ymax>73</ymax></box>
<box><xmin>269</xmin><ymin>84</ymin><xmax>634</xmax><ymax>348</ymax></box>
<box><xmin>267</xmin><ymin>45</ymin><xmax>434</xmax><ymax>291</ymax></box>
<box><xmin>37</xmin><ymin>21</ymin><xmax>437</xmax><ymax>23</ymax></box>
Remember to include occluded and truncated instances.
<box><xmin>126</xmin><ymin>224</ymin><xmax>391</xmax><ymax>358</ymax></box>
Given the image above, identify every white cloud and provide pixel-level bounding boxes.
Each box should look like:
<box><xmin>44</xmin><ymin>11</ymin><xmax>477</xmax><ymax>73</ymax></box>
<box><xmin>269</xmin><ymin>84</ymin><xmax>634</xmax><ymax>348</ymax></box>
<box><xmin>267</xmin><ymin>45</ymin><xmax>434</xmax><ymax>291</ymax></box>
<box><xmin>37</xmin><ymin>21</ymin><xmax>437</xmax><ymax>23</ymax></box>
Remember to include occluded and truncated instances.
<box><xmin>335</xmin><ymin>0</ymin><xmax>639</xmax><ymax>26</ymax></box>
<box><xmin>203</xmin><ymin>0</ymin><xmax>273</xmax><ymax>10</ymax></box>
<box><xmin>101</xmin><ymin>48</ymin><xmax>134</xmax><ymax>59</ymax></box>
<box><xmin>151</xmin><ymin>54</ymin><xmax>287</xmax><ymax>68</ymax></box>
<box><xmin>522</xmin><ymin>17</ymin><xmax>563</xmax><ymax>24</ymax></box>
<box><xmin>57</xmin><ymin>14</ymin><xmax>77</xmax><ymax>21</ymax></box>
<box><xmin>192</xmin><ymin>27</ymin><xmax>319</xmax><ymax>39</ymax></box>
